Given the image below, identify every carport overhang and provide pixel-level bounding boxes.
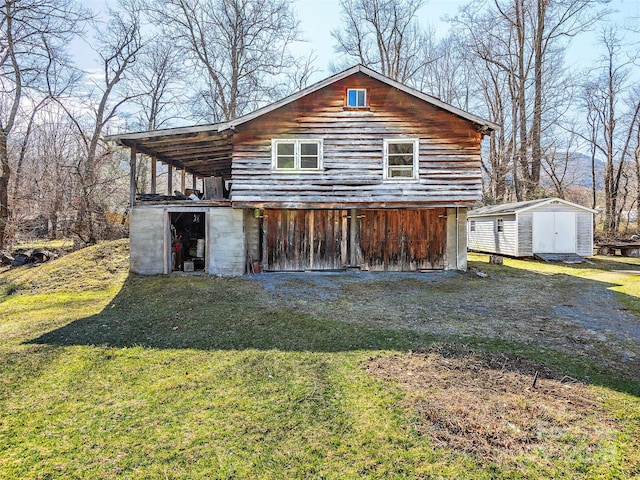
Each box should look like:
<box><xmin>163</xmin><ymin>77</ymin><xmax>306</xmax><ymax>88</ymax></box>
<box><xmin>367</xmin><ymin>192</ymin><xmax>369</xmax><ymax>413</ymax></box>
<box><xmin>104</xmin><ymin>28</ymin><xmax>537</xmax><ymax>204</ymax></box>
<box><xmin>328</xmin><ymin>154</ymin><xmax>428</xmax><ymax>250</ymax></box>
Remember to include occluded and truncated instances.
<box><xmin>106</xmin><ymin>124</ymin><xmax>234</xmax><ymax>178</ymax></box>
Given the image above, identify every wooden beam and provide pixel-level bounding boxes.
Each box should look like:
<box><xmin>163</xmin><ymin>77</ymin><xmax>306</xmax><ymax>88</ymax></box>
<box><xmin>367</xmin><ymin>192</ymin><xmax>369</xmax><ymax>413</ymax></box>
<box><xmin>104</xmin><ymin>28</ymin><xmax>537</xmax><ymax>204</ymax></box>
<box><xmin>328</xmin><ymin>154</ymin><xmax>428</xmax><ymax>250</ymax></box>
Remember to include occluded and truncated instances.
<box><xmin>192</xmin><ymin>173</ymin><xmax>197</xmax><ymax>190</ymax></box>
<box><xmin>151</xmin><ymin>156</ymin><xmax>157</xmax><ymax>194</ymax></box>
<box><xmin>130</xmin><ymin>145</ymin><xmax>137</xmax><ymax>207</ymax></box>
<box><xmin>181</xmin><ymin>168</ymin><xmax>186</xmax><ymax>193</ymax></box>
<box><xmin>168</xmin><ymin>164</ymin><xmax>173</xmax><ymax>194</ymax></box>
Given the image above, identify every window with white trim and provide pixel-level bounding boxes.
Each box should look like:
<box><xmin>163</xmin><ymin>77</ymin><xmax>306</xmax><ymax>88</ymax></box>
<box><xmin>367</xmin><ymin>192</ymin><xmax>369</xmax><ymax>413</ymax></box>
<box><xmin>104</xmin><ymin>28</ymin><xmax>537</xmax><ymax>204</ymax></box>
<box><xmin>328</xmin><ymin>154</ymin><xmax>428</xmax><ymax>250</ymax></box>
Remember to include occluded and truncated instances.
<box><xmin>272</xmin><ymin>139</ymin><xmax>323</xmax><ymax>171</ymax></box>
<box><xmin>470</xmin><ymin>220</ymin><xmax>476</xmax><ymax>232</ymax></box>
<box><xmin>497</xmin><ymin>218</ymin><xmax>504</xmax><ymax>233</ymax></box>
<box><xmin>346</xmin><ymin>88</ymin><xmax>367</xmax><ymax>107</ymax></box>
<box><xmin>383</xmin><ymin>139</ymin><xmax>419</xmax><ymax>180</ymax></box>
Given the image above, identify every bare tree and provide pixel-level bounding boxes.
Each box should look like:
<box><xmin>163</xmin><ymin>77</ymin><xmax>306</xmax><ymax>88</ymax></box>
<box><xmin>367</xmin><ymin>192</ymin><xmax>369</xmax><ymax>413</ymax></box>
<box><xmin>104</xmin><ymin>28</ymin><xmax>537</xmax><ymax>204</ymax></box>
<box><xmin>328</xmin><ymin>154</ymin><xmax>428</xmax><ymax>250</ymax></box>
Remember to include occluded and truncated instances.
<box><xmin>0</xmin><ymin>0</ymin><xmax>88</xmax><ymax>247</ymax></box>
<box><xmin>331</xmin><ymin>0</ymin><xmax>436</xmax><ymax>84</ymax></box>
<box><xmin>130</xmin><ymin>37</ymin><xmax>187</xmax><ymax>131</ymax></box>
<box><xmin>580</xmin><ymin>28</ymin><xmax>639</xmax><ymax>235</ymax></box>
<box><xmin>54</xmin><ymin>0</ymin><xmax>144</xmax><ymax>245</ymax></box>
<box><xmin>146</xmin><ymin>0</ymin><xmax>300</xmax><ymax>122</ymax></box>
<box><xmin>453</xmin><ymin>0</ymin><xmax>607</xmax><ymax>202</ymax></box>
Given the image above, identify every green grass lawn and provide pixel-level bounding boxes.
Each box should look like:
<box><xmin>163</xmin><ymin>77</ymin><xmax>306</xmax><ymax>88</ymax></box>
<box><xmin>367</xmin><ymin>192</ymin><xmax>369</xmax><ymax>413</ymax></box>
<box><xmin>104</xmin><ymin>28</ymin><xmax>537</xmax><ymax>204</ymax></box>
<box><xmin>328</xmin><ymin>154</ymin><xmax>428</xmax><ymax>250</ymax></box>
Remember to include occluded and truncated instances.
<box><xmin>0</xmin><ymin>241</ymin><xmax>638</xmax><ymax>479</ymax></box>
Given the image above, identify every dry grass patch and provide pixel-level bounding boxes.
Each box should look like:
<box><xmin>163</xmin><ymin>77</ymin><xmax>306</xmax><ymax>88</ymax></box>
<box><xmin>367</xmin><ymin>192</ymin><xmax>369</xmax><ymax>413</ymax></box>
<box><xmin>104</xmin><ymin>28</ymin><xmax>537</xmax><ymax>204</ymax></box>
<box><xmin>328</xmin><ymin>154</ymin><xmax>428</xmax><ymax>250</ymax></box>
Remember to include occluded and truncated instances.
<box><xmin>366</xmin><ymin>344</ymin><xmax>617</xmax><ymax>463</ymax></box>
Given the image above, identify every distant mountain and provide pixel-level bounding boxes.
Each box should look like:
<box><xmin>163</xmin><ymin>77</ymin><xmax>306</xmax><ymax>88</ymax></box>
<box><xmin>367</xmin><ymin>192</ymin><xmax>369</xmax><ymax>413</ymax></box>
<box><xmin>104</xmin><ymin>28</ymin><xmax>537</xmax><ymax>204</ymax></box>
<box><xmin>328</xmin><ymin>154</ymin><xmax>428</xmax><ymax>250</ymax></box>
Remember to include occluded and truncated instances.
<box><xmin>542</xmin><ymin>151</ymin><xmax>605</xmax><ymax>190</ymax></box>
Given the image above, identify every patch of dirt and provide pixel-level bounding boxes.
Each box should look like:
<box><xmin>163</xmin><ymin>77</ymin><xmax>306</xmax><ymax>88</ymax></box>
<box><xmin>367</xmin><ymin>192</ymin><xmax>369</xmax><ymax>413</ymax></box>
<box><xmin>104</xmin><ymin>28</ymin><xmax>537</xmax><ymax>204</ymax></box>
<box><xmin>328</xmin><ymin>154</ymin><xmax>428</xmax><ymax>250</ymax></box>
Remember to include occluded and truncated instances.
<box><xmin>365</xmin><ymin>344</ymin><xmax>617</xmax><ymax>461</ymax></box>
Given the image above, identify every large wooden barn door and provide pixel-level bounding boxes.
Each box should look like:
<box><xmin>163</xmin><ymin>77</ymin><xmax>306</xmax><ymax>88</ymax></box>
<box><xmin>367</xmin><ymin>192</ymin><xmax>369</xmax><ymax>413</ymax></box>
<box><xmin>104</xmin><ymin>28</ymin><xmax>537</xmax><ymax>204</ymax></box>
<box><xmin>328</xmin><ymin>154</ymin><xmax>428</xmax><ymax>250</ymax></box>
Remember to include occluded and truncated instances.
<box><xmin>263</xmin><ymin>209</ymin><xmax>349</xmax><ymax>271</ymax></box>
<box><xmin>359</xmin><ymin>209</ymin><xmax>446</xmax><ymax>271</ymax></box>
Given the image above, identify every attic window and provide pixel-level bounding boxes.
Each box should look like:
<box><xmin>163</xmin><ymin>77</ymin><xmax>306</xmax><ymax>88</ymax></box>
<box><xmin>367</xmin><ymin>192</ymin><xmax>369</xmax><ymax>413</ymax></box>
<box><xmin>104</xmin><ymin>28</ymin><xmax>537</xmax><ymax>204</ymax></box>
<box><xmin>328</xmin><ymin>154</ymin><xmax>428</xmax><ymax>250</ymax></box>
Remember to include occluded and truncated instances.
<box><xmin>346</xmin><ymin>88</ymin><xmax>367</xmax><ymax>107</ymax></box>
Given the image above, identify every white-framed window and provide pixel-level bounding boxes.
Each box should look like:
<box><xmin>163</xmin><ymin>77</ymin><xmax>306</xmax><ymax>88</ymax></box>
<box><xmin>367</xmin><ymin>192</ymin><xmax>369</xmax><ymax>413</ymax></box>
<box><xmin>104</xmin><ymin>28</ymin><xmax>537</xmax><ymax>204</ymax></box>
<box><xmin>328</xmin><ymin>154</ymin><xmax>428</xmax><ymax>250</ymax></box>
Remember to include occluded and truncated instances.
<box><xmin>346</xmin><ymin>88</ymin><xmax>367</xmax><ymax>107</ymax></box>
<box><xmin>497</xmin><ymin>218</ymin><xmax>504</xmax><ymax>233</ymax></box>
<box><xmin>470</xmin><ymin>220</ymin><xmax>476</xmax><ymax>232</ymax></box>
<box><xmin>383</xmin><ymin>139</ymin><xmax>419</xmax><ymax>180</ymax></box>
<box><xmin>272</xmin><ymin>139</ymin><xmax>323</xmax><ymax>171</ymax></box>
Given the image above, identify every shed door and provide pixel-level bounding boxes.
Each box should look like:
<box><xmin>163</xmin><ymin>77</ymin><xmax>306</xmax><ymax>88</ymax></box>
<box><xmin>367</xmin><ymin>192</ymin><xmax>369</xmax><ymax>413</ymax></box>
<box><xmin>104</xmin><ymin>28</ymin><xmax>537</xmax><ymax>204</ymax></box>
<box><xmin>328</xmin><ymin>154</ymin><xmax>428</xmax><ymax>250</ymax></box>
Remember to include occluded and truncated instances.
<box><xmin>359</xmin><ymin>209</ymin><xmax>446</xmax><ymax>271</ymax></box>
<box><xmin>532</xmin><ymin>212</ymin><xmax>576</xmax><ymax>253</ymax></box>
<box><xmin>263</xmin><ymin>209</ymin><xmax>348</xmax><ymax>271</ymax></box>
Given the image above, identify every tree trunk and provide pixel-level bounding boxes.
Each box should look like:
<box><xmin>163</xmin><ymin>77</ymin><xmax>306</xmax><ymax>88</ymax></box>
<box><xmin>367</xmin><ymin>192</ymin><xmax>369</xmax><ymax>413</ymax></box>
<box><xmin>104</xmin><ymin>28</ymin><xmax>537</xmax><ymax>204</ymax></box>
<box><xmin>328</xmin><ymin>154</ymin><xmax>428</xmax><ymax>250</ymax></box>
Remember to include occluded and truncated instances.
<box><xmin>0</xmin><ymin>130</ymin><xmax>10</xmax><ymax>248</ymax></box>
<box><xmin>530</xmin><ymin>0</ymin><xmax>547</xmax><ymax>194</ymax></box>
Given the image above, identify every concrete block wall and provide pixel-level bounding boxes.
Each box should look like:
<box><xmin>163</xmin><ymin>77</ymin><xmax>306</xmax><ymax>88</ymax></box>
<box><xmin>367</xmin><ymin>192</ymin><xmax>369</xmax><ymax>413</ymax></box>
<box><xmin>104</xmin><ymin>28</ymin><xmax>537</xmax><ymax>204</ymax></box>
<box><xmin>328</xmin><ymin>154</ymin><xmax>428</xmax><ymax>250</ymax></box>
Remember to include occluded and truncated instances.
<box><xmin>130</xmin><ymin>207</ymin><xmax>165</xmax><ymax>274</ymax></box>
<box><xmin>445</xmin><ymin>207</ymin><xmax>468</xmax><ymax>271</ymax></box>
<box><xmin>207</xmin><ymin>208</ymin><xmax>246</xmax><ymax>275</ymax></box>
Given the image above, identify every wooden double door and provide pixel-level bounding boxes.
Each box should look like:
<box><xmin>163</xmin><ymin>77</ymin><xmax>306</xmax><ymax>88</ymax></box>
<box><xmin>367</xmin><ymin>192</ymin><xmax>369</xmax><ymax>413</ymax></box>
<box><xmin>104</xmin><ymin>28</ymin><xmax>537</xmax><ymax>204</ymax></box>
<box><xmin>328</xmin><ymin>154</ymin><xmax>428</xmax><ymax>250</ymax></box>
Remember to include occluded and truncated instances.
<box><xmin>262</xmin><ymin>208</ymin><xmax>446</xmax><ymax>271</ymax></box>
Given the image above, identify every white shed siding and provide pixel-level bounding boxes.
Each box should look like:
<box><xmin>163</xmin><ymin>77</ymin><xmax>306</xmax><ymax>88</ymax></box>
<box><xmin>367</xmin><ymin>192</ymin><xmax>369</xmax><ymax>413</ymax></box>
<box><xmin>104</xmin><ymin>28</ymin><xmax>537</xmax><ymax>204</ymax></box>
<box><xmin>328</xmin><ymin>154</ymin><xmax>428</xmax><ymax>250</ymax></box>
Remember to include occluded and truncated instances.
<box><xmin>518</xmin><ymin>213</ymin><xmax>533</xmax><ymax>256</ymax></box>
<box><xmin>468</xmin><ymin>215</ymin><xmax>517</xmax><ymax>255</ymax></box>
<box><xmin>576</xmin><ymin>212</ymin><xmax>594</xmax><ymax>256</ymax></box>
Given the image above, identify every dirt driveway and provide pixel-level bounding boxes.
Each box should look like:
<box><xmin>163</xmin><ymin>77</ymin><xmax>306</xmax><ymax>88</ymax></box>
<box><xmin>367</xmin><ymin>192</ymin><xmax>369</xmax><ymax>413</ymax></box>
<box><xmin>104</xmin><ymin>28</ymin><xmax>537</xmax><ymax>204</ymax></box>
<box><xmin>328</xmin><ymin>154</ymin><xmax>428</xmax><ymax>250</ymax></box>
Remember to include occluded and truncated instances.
<box><xmin>249</xmin><ymin>265</ymin><xmax>640</xmax><ymax>381</ymax></box>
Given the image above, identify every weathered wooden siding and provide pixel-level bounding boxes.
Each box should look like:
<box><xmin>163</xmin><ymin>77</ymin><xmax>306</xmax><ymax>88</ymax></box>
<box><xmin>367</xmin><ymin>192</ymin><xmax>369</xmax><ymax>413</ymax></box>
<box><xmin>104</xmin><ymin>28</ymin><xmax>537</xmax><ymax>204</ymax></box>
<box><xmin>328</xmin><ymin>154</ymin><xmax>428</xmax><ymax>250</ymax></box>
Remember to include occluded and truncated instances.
<box><xmin>467</xmin><ymin>215</ymin><xmax>518</xmax><ymax>256</ymax></box>
<box><xmin>244</xmin><ymin>210</ymin><xmax>261</xmax><ymax>266</ymax></box>
<box><xmin>359</xmin><ymin>209</ymin><xmax>446</xmax><ymax>270</ymax></box>
<box><xmin>231</xmin><ymin>72</ymin><xmax>482</xmax><ymax>208</ymax></box>
<box><xmin>261</xmin><ymin>208</ymin><xmax>448</xmax><ymax>271</ymax></box>
<box><xmin>262</xmin><ymin>209</ymin><xmax>348</xmax><ymax>270</ymax></box>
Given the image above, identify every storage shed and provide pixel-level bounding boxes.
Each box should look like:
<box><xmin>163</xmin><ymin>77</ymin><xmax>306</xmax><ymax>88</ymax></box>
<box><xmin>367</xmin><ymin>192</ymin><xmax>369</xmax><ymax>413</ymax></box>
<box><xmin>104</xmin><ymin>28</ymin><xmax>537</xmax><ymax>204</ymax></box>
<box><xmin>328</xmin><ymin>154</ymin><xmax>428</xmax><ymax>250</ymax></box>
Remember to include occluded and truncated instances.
<box><xmin>467</xmin><ymin>198</ymin><xmax>596</xmax><ymax>258</ymax></box>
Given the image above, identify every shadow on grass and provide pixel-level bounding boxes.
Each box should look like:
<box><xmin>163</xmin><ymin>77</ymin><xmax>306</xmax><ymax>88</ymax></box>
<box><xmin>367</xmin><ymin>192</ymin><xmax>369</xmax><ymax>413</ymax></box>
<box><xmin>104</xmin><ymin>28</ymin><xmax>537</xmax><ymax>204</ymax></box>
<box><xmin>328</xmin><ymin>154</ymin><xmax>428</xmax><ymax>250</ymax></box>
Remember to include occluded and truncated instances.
<box><xmin>27</xmin><ymin>273</ymin><xmax>428</xmax><ymax>353</ymax></box>
<box><xmin>26</xmin><ymin>265</ymin><xmax>640</xmax><ymax>396</ymax></box>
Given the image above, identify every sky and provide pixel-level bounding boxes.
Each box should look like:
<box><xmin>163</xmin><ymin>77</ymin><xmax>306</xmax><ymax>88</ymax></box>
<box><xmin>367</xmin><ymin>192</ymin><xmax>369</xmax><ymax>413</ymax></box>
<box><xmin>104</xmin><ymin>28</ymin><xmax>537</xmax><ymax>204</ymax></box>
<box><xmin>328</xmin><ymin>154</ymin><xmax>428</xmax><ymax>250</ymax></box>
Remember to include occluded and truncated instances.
<box><xmin>75</xmin><ymin>0</ymin><xmax>640</xmax><ymax>85</ymax></box>
<box><xmin>290</xmin><ymin>0</ymin><xmax>640</xmax><ymax>81</ymax></box>
<box><xmin>290</xmin><ymin>0</ymin><xmax>461</xmax><ymax>77</ymax></box>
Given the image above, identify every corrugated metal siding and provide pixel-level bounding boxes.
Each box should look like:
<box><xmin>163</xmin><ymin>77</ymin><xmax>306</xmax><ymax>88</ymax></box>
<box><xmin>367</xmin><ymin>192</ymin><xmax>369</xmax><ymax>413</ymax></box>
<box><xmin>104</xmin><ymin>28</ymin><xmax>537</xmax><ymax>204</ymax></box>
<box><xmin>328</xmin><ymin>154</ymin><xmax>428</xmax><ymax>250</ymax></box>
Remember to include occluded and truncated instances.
<box><xmin>231</xmin><ymin>72</ymin><xmax>482</xmax><ymax>208</ymax></box>
<box><xmin>467</xmin><ymin>215</ymin><xmax>517</xmax><ymax>256</ymax></box>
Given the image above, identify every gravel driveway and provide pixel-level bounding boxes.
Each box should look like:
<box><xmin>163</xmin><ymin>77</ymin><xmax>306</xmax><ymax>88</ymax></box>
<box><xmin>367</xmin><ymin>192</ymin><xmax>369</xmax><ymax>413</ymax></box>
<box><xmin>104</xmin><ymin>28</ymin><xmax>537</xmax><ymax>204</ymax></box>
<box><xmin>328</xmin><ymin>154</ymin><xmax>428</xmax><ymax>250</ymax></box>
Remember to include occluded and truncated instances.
<box><xmin>248</xmin><ymin>267</ymin><xmax>640</xmax><ymax>380</ymax></box>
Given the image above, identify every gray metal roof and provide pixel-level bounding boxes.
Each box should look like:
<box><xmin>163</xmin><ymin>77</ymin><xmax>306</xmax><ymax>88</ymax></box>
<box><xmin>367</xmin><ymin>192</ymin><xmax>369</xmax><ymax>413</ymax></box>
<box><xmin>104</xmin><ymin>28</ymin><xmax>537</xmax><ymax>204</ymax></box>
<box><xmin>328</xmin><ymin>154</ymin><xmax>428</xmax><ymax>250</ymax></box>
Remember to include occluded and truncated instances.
<box><xmin>468</xmin><ymin>198</ymin><xmax>597</xmax><ymax>217</ymax></box>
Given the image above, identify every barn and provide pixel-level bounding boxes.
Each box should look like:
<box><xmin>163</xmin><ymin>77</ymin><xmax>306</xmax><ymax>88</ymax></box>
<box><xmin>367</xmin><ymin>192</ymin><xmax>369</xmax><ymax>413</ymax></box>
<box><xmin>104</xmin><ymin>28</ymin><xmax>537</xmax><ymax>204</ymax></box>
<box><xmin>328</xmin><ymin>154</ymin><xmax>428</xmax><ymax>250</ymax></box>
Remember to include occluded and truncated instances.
<box><xmin>107</xmin><ymin>65</ymin><xmax>498</xmax><ymax>275</ymax></box>
<box><xmin>467</xmin><ymin>198</ymin><xmax>596</xmax><ymax>258</ymax></box>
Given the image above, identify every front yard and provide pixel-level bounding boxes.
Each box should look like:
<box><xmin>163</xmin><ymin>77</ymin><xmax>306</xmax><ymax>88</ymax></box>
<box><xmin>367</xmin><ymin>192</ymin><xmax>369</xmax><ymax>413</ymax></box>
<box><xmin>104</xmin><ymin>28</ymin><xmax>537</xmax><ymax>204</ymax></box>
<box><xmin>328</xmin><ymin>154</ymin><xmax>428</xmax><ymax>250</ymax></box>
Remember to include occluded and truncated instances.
<box><xmin>0</xmin><ymin>240</ymin><xmax>638</xmax><ymax>478</ymax></box>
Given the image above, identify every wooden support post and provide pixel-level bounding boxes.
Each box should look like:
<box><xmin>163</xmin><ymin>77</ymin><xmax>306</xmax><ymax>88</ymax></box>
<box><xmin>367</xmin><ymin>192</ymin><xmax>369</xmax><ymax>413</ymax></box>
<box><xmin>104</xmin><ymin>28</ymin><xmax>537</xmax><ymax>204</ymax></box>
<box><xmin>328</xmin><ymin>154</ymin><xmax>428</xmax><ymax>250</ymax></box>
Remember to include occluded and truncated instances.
<box><xmin>181</xmin><ymin>168</ymin><xmax>186</xmax><ymax>193</ymax></box>
<box><xmin>167</xmin><ymin>164</ymin><xmax>173</xmax><ymax>194</ymax></box>
<box><xmin>350</xmin><ymin>208</ymin><xmax>358</xmax><ymax>266</ymax></box>
<box><xmin>151</xmin><ymin>156</ymin><xmax>157</xmax><ymax>194</ymax></box>
<box><xmin>192</xmin><ymin>173</ymin><xmax>197</xmax><ymax>190</ymax></box>
<box><xmin>130</xmin><ymin>145</ymin><xmax>137</xmax><ymax>208</ymax></box>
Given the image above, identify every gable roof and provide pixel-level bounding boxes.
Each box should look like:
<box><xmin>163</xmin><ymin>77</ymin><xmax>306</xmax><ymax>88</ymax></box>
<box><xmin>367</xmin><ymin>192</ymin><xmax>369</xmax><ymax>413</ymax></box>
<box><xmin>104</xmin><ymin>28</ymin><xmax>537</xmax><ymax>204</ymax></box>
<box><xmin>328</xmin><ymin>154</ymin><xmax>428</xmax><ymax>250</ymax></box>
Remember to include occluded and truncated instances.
<box><xmin>105</xmin><ymin>65</ymin><xmax>499</xmax><ymax>178</ymax></box>
<box><xmin>468</xmin><ymin>198</ymin><xmax>597</xmax><ymax>218</ymax></box>
<box><xmin>218</xmin><ymin>64</ymin><xmax>500</xmax><ymax>133</ymax></box>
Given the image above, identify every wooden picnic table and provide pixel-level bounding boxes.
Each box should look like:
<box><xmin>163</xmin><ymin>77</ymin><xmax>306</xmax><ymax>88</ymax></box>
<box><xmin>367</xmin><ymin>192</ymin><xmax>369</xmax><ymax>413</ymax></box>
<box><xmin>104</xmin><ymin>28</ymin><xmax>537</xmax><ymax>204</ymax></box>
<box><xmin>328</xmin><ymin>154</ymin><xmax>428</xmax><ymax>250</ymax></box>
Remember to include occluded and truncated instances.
<box><xmin>596</xmin><ymin>243</ymin><xmax>640</xmax><ymax>257</ymax></box>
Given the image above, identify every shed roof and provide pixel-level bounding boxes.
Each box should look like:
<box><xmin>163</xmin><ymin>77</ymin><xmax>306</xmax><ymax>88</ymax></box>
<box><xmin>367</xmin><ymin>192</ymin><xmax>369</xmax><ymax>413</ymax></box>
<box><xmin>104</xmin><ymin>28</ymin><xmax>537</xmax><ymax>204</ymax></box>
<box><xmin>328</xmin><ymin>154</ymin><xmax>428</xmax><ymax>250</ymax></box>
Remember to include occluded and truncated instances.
<box><xmin>105</xmin><ymin>65</ymin><xmax>499</xmax><ymax>178</ymax></box>
<box><xmin>468</xmin><ymin>198</ymin><xmax>597</xmax><ymax>218</ymax></box>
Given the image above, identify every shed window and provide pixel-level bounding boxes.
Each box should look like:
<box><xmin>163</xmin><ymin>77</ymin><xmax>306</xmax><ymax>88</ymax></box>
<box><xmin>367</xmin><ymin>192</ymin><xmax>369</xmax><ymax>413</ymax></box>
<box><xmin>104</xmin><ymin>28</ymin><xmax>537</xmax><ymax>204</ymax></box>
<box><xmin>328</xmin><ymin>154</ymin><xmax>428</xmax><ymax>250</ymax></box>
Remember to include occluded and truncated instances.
<box><xmin>384</xmin><ymin>139</ymin><xmax>419</xmax><ymax>180</ymax></box>
<box><xmin>272</xmin><ymin>139</ymin><xmax>323</xmax><ymax>171</ymax></box>
<box><xmin>346</xmin><ymin>88</ymin><xmax>367</xmax><ymax>107</ymax></box>
<box><xmin>470</xmin><ymin>220</ymin><xmax>476</xmax><ymax>232</ymax></box>
<box><xmin>497</xmin><ymin>218</ymin><xmax>504</xmax><ymax>233</ymax></box>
